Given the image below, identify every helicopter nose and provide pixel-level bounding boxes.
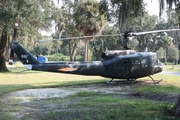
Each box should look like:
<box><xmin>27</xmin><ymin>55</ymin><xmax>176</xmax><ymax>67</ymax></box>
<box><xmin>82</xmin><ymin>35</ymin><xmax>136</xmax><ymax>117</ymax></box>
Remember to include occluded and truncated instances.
<box><xmin>153</xmin><ymin>60</ymin><xmax>163</xmax><ymax>74</ymax></box>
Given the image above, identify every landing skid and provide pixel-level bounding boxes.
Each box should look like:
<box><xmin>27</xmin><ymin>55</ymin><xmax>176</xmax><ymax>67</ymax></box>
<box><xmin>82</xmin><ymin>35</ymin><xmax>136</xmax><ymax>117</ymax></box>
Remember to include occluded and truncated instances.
<box><xmin>108</xmin><ymin>78</ymin><xmax>136</xmax><ymax>83</ymax></box>
<box><xmin>149</xmin><ymin>76</ymin><xmax>162</xmax><ymax>84</ymax></box>
<box><xmin>108</xmin><ymin>76</ymin><xmax>162</xmax><ymax>84</ymax></box>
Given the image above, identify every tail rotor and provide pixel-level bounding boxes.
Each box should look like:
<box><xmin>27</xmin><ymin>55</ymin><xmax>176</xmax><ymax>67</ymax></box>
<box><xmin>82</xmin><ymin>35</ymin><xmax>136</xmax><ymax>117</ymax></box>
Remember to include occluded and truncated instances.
<box><xmin>9</xmin><ymin>20</ymin><xmax>18</xmax><ymax>65</ymax></box>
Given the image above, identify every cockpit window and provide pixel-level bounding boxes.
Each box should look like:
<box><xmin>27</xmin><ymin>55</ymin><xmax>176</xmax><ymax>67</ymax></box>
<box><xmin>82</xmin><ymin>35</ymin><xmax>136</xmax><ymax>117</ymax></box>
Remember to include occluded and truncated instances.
<box><xmin>132</xmin><ymin>59</ymin><xmax>148</xmax><ymax>70</ymax></box>
<box><xmin>131</xmin><ymin>60</ymin><xmax>141</xmax><ymax>70</ymax></box>
<box><xmin>141</xmin><ymin>59</ymin><xmax>148</xmax><ymax>68</ymax></box>
<box><xmin>152</xmin><ymin>54</ymin><xmax>159</xmax><ymax>65</ymax></box>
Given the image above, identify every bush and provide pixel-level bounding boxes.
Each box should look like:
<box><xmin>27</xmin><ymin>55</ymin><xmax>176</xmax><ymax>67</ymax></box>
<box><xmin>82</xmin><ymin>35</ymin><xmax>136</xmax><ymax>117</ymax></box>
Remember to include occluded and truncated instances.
<box><xmin>75</xmin><ymin>55</ymin><xmax>83</xmax><ymax>61</ymax></box>
<box><xmin>46</xmin><ymin>53</ymin><xmax>70</xmax><ymax>61</ymax></box>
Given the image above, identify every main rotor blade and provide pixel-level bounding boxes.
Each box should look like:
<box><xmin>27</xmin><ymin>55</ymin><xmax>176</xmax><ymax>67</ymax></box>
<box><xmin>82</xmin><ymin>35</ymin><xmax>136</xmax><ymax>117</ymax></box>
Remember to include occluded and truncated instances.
<box><xmin>61</xmin><ymin>34</ymin><xmax>121</xmax><ymax>39</ymax></box>
<box><xmin>37</xmin><ymin>29</ymin><xmax>180</xmax><ymax>42</ymax></box>
<box><xmin>37</xmin><ymin>34</ymin><xmax>121</xmax><ymax>42</ymax></box>
<box><xmin>134</xmin><ymin>29</ymin><xmax>180</xmax><ymax>35</ymax></box>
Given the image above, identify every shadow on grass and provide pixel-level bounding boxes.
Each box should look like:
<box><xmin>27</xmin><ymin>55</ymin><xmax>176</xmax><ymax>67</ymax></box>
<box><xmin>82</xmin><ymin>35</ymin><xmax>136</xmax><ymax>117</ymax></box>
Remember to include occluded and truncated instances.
<box><xmin>0</xmin><ymin>84</ymin><xmax>35</xmax><ymax>96</ymax></box>
<box><xmin>6</xmin><ymin>67</ymin><xmax>40</xmax><ymax>74</ymax></box>
<box><xmin>0</xmin><ymin>84</ymin><xmax>36</xmax><ymax>120</ymax></box>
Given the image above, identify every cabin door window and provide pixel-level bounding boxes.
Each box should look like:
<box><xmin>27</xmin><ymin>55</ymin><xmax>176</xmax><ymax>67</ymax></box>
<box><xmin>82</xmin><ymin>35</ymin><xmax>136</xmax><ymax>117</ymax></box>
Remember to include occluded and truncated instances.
<box><xmin>121</xmin><ymin>59</ymin><xmax>130</xmax><ymax>76</ymax></box>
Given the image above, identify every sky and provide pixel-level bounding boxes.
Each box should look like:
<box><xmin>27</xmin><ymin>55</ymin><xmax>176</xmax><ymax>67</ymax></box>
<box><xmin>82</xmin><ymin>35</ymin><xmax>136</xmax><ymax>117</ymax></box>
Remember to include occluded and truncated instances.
<box><xmin>41</xmin><ymin>0</ymin><xmax>160</xmax><ymax>36</ymax></box>
<box><xmin>145</xmin><ymin>0</ymin><xmax>159</xmax><ymax>16</ymax></box>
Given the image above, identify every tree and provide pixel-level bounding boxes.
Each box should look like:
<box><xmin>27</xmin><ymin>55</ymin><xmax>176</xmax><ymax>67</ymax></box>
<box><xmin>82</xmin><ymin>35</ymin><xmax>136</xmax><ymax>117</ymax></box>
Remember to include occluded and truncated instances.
<box><xmin>52</xmin><ymin>41</ymin><xmax>61</xmax><ymax>54</ymax></box>
<box><xmin>126</xmin><ymin>13</ymin><xmax>158</xmax><ymax>51</ymax></box>
<box><xmin>73</xmin><ymin>0</ymin><xmax>106</xmax><ymax>61</ymax></box>
<box><xmin>156</xmin><ymin>47</ymin><xmax>165</xmax><ymax>61</ymax></box>
<box><xmin>0</xmin><ymin>0</ymin><xmax>58</xmax><ymax>71</ymax></box>
<box><xmin>0</xmin><ymin>32</ymin><xmax>8</xmax><ymax>71</ymax></box>
<box><xmin>34</xmin><ymin>45</ymin><xmax>42</xmax><ymax>56</ymax></box>
<box><xmin>166</xmin><ymin>10</ymin><xmax>180</xmax><ymax>49</ymax></box>
<box><xmin>89</xmin><ymin>25</ymin><xmax>119</xmax><ymax>60</ymax></box>
<box><xmin>169</xmin><ymin>95</ymin><xmax>180</xmax><ymax>117</ymax></box>
<box><xmin>57</xmin><ymin>0</ymin><xmax>83</xmax><ymax>61</ymax></box>
<box><xmin>100</xmin><ymin>0</ymin><xmax>145</xmax><ymax>32</ymax></box>
<box><xmin>156</xmin><ymin>34</ymin><xmax>173</xmax><ymax>65</ymax></box>
<box><xmin>158</xmin><ymin>0</ymin><xmax>180</xmax><ymax>116</ymax></box>
<box><xmin>54</xmin><ymin>7</ymin><xmax>65</xmax><ymax>39</ymax></box>
<box><xmin>167</xmin><ymin>45</ymin><xmax>179</xmax><ymax>65</ymax></box>
<box><xmin>159</xmin><ymin>0</ymin><xmax>180</xmax><ymax>17</ymax></box>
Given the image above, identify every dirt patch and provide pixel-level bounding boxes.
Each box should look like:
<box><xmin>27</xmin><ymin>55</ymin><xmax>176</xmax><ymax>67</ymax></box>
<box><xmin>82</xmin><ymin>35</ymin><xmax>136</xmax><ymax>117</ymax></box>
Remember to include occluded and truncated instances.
<box><xmin>0</xmin><ymin>82</ymin><xmax>179</xmax><ymax>119</ymax></box>
<box><xmin>3</xmin><ymin>84</ymin><xmax>128</xmax><ymax>102</ymax></box>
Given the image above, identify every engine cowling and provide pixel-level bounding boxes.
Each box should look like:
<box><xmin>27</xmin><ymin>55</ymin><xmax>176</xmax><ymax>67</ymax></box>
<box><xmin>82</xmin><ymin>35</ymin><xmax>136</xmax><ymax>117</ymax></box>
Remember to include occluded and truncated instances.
<box><xmin>101</xmin><ymin>50</ymin><xmax>136</xmax><ymax>59</ymax></box>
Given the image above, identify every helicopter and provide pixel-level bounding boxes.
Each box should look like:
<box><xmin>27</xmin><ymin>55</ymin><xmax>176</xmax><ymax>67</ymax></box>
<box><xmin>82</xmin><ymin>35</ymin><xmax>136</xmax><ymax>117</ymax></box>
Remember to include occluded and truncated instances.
<box><xmin>10</xmin><ymin>29</ymin><xmax>180</xmax><ymax>83</ymax></box>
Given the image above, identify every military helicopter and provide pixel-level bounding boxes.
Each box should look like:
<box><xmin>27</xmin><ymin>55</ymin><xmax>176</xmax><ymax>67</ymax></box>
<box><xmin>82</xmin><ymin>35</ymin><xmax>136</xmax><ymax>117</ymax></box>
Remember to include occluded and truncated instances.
<box><xmin>9</xmin><ymin>26</ymin><xmax>180</xmax><ymax>83</ymax></box>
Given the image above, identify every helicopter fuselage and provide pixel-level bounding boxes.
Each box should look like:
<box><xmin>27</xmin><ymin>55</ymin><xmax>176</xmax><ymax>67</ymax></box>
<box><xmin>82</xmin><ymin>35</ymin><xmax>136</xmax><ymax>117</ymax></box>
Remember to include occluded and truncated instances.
<box><xmin>100</xmin><ymin>51</ymin><xmax>163</xmax><ymax>79</ymax></box>
<box><xmin>12</xmin><ymin>41</ymin><xmax>163</xmax><ymax>80</ymax></box>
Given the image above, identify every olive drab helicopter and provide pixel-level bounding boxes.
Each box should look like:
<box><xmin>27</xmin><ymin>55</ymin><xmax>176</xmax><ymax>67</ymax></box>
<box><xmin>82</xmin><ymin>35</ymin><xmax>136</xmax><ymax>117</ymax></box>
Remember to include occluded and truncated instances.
<box><xmin>9</xmin><ymin>22</ymin><xmax>180</xmax><ymax>83</ymax></box>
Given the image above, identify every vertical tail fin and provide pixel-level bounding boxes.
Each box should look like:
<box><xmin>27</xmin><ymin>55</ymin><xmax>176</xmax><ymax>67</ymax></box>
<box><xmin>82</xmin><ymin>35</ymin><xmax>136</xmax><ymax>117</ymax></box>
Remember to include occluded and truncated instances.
<box><xmin>11</xmin><ymin>41</ymin><xmax>40</xmax><ymax>65</ymax></box>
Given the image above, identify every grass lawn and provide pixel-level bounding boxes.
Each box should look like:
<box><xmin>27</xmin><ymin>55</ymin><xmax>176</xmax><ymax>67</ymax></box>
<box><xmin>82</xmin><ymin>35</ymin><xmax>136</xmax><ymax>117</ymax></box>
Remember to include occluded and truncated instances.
<box><xmin>163</xmin><ymin>63</ymin><xmax>180</xmax><ymax>72</ymax></box>
<box><xmin>0</xmin><ymin>62</ymin><xmax>106</xmax><ymax>96</ymax></box>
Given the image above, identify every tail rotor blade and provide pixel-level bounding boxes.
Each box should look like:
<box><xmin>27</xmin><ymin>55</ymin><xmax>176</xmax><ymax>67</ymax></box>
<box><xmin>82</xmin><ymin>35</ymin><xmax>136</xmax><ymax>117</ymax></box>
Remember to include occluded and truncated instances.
<box><xmin>9</xmin><ymin>20</ymin><xmax>18</xmax><ymax>65</ymax></box>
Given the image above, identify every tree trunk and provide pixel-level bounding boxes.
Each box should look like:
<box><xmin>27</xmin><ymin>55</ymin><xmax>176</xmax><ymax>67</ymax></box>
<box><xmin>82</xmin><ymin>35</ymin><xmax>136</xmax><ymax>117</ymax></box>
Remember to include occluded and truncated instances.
<box><xmin>71</xmin><ymin>42</ymin><xmax>77</xmax><ymax>61</ymax></box>
<box><xmin>69</xmin><ymin>40</ymin><xmax>77</xmax><ymax>61</ymax></box>
<box><xmin>69</xmin><ymin>40</ymin><xmax>73</xmax><ymax>61</ymax></box>
<box><xmin>94</xmin><ymin>47</ymin><xmax>99</xmax><ymax>61</ymax></box>
<box><xmin>169</xmin><ymin>95</ymin><xmax>180</xmax><ymax>116</ymax></box>
<box><xmin>5</xmin><ymin>35</ymin><xmax>11</xmax><ymax>57</ymax></box>
<box><xmin>0</xmin><ymin>32</ymin><xmax>8</xmax><ymax>72</ymax></box>
<box><xmin>84</xmin><ymin>39</ymin><xmax>89</xmax><ymax>61</ymax></box>
<box><xmin>164</xmin><ymin>48</ymin><xmax>167</xmax><ymax>65</ymax></box>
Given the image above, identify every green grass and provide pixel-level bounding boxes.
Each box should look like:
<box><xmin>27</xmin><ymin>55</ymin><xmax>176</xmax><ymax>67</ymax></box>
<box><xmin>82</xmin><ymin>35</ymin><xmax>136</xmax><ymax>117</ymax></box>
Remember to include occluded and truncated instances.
<box><xmin>0</xmin><ymin>114</ymin><xmax>14</xmax><ymax>120</ymax></box>
<box><xmin>163</xmin><ymin>64</ymin><xmax>180</xmax><ymax>72</ymax></box>
<box><xmin>135</xmin><ymin>73</ymin><xmax>180</xmax><ymax>94</ymax></box>
<box><xmin>132</xmin><ymin>84</ymin><xmax>180</xmax><ymax>94</ymax></box>
<box><xmin>74</xmin><ymin>91</ymin><xmax>100</xmax><ymax>97</ymax></box>
<box><xmin>0</xmin><ymin>62</ymin><xmax>106</xmax><ymax>96</ymax></box>
<box><xmin>2</xmin><ymin>63</ymin><xmax>180</xmax><ymax>97</ymax></box>
<box><xmin>2</xmin><ymin>66</ymin><xmax>179</xmax><ymax>97</ymax></box>
<box><xmin>0</xmin><ymin>75</ymin><xmax>105</xmax><ymax>96</ymax></box>
<box><xmin>40</xmin><ymin>94</ymin><xmax>172</xmax><ymax>120</ymax></box>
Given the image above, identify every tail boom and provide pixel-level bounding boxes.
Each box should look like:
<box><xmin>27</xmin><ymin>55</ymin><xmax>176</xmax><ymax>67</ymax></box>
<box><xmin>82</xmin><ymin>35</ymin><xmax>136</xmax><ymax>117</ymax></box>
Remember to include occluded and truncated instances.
<box><xmin>11</xmin><ymin>41</ymin><xmax>103</xmax><ymax>76</ymax></box>
<box><xmin>26</xmin><ymin>62</ymin><xmax>103</xmax><ymax>75</ymax></box>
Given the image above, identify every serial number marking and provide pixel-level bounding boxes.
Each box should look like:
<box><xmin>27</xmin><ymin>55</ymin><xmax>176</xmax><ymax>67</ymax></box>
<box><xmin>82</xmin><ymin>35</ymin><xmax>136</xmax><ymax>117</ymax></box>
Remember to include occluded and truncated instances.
<box><xmin>21</xmin><ymin>55</ymin><xmax>28</xmax><ymax>58</ymax></box>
